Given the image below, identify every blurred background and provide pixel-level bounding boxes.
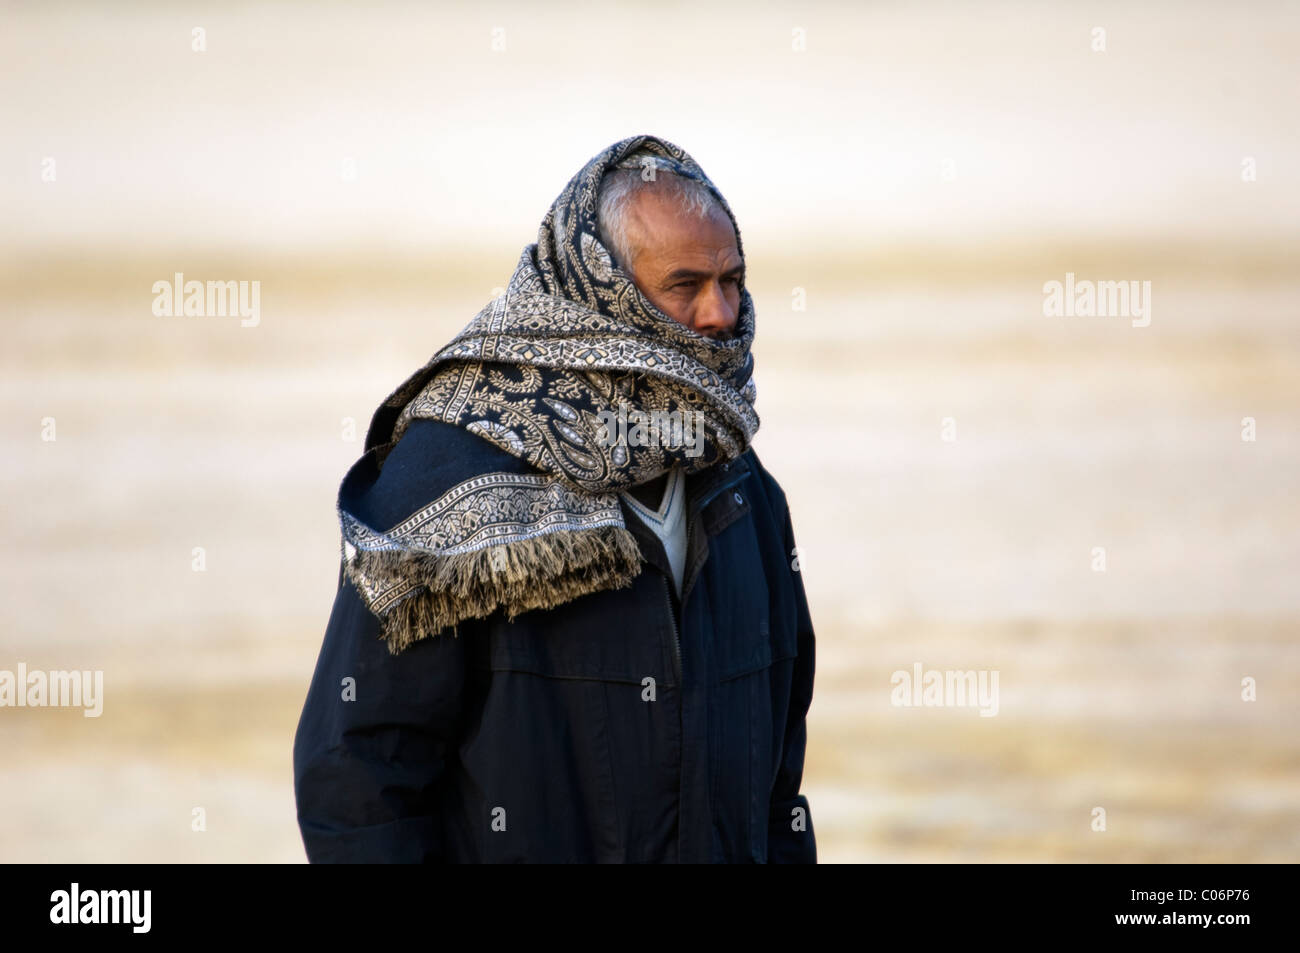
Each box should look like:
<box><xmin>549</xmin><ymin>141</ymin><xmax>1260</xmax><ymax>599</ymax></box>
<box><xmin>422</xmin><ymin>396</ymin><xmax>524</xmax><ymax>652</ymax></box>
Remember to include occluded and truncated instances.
<box><xmin>2</xmin><ymin>0</ymin><xmax>1297</xmax><ymax>862</ymax></box>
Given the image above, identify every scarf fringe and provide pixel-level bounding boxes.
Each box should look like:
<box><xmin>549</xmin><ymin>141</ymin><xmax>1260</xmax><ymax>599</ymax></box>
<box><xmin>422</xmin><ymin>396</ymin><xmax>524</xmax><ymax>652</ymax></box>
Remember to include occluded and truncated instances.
<box><xmin>345</xmin><ymin>525</ymin><xmax>644</xmax><ymax>655</ymax></box>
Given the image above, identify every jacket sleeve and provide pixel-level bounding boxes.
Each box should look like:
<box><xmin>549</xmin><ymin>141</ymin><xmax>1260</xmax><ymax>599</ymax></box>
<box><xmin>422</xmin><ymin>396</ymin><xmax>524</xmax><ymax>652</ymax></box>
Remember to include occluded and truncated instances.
<box><xmin>292</xmin><ymin>563</ymin><xmax>468</xmax><ymax>863</ymax></box>
<box><xmin>767</xmin><ymin>497</ymin><xmax>818</xmax><ymax>864</ymax></box>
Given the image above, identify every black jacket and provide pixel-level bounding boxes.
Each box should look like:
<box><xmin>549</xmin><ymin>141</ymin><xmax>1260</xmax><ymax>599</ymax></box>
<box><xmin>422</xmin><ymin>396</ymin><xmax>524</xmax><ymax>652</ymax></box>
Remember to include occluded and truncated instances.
<box><xmin>293</xmin><ymin>417</ymin><xmax>817</xmax><ymax>863</ymax></box>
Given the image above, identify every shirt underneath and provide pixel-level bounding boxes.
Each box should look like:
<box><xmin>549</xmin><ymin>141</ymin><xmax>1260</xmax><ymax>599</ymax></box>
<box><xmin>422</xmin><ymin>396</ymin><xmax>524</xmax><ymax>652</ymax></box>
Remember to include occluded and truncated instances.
<box><xmin>620</xmin><ymin>466</ymin><xmax>688</xmax><ymax>597</ymax></box>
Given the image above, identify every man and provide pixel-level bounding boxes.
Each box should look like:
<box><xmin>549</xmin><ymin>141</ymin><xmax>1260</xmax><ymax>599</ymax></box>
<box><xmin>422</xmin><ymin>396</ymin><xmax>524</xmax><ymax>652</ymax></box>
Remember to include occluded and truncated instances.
<box><xmin>292</xmin><ymin>134</ymin><xmax>817</xmax><ymax>863</ymax></box>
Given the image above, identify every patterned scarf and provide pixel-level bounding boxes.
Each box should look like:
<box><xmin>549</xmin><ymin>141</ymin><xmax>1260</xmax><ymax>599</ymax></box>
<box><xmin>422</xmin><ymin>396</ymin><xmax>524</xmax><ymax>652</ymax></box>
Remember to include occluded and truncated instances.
<box><xmin>338</xmin><ymin>134</ymin><xmax>760</xmax><ymax>654</ymax></box>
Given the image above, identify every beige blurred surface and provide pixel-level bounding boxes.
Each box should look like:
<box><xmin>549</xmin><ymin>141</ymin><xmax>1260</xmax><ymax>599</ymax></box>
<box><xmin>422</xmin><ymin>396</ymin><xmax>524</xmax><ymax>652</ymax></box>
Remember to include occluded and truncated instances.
<box><xmin>2</xmin><ymin>1</ymin><xmax>1298</xmax><ymax>862</ymax></box>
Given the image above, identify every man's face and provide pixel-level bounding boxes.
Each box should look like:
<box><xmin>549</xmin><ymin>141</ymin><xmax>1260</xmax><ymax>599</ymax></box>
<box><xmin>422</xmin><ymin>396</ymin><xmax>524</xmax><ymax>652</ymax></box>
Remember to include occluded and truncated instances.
<box><xmin>622</xmin><ymin>188</ymin><xmax>743</xmax><ymax>340</ymax></box>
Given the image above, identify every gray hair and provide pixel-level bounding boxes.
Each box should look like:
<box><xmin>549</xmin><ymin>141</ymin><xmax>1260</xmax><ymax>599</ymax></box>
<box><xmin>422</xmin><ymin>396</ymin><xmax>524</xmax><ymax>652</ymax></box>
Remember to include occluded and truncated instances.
<box><xmin>595</xmin><ymin>167</ymin><xmax>728</xmax><ymax>274</ymax></box>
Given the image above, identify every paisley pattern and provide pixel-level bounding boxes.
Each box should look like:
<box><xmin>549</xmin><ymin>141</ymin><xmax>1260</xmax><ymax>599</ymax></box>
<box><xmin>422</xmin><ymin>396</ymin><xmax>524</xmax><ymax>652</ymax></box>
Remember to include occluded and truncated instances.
<box><xmin>340</xmin><ymin>471</ymin><xmax>626</xmax><ymax>616</ymax></box>
<box><xmin>338</xmin><ymin>135</ymin><xmax>760</xmax><ymax>635</ymax></box>
<box><xmin>389</xmin><ymin>282</ymin><xmax>758</xmax><ymax>490</ymax></box>
<box><xmin>375</xmin><ymin>134</ymin><xmax>758</xmax><ymax>476</ymax></box>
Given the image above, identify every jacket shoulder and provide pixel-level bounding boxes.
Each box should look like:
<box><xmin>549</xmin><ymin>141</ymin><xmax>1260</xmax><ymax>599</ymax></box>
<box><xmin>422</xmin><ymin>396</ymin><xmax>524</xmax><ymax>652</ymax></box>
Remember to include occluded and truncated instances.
<box><xmin>739</xmin><ymin>446</ymin><xmax>791</xmax><ymax>528</ymax></box>
<box><xmin>341</xmin><ymin>417</ymin><xmax>536</xmax><ymax>531</ymax></box>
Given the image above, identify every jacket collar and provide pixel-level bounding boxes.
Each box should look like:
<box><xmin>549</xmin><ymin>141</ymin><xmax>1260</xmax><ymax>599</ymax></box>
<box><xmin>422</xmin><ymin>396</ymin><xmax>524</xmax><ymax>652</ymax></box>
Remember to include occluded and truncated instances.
<box><xmin>620</xmin><ymin>453</ymin><xmax>754</xmax><ymax>600</ymax></box>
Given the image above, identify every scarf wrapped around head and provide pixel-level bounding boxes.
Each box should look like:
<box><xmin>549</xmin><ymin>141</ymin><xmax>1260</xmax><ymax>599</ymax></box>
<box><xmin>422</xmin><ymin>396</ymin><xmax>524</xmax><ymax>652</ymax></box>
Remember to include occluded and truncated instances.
<box><xmin>339</xmin><ymin>134</ymin><xmax>760</xmax><ymax>653</ymax></box>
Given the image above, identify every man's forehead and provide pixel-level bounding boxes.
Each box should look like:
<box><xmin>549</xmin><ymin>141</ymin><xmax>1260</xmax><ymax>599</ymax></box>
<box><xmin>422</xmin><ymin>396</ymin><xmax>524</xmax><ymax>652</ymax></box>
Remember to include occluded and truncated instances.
<box><xmin>625</xmin><ymin>188</ymin><xmax>739</xmax><ymax>262</ymax></box>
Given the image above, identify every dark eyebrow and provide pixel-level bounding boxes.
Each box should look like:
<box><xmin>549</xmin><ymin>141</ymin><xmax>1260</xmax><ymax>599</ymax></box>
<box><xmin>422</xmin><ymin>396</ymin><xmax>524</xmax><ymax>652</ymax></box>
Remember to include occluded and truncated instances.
<box><xmin>664</xmin><ymin>264</ymin><xmax>746</xmax><ymax>283</ymax></box>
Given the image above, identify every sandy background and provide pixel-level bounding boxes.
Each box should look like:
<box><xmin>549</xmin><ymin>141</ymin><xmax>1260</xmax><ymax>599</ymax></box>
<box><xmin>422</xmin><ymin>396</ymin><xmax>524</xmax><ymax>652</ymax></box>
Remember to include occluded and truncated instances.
<box><xmin>2</xmin><ymin>0</ymin><xmax>1297</xmax><ymax>862</ymax></box>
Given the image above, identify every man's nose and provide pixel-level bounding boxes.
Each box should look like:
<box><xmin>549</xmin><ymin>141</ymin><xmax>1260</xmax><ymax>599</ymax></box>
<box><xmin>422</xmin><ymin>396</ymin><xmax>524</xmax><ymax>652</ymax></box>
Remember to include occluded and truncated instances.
<box><xmin>693</xmin><ymin>280</ymin><xmax>738</xmax><ymax>338</ymax></box>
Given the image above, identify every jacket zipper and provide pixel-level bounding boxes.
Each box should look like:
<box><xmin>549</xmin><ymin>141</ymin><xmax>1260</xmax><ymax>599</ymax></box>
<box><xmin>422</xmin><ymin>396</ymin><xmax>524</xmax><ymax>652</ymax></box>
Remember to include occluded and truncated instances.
<box><xmin>661</xmin><ymin>466</ymin><xmax>745</xmax><ymax>681</ymax></box>
<box><xmin>668</xmin><ymin>464</ymin><xmax>744</xmax><ymax>862</ymax></box>
<box><xmin>662</xmin><ymin>573</ymin><xmax>681</xmax><ymax>683</ymax></box>
<box><xmin>660</xmin><ymin>567</ymin><xmax>685</xmax><ymax>861</ymax></box>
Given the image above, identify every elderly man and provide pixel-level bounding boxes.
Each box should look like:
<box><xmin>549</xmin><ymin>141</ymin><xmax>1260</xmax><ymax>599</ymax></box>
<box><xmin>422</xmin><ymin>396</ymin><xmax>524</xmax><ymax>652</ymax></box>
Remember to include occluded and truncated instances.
<box><xmin>292</xmin><ymin>134</ymin><xmax>817</xmax><ymax>863</ymax></box>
